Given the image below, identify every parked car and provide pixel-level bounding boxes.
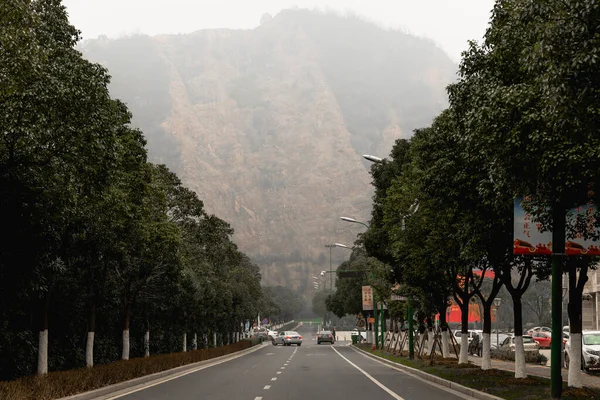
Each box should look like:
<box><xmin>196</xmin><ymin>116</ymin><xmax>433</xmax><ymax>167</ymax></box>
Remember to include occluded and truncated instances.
<box><xmin>317</xmin><ymin>331</ymin><xmax>335</xmax><ymax>345</ymax></box>
<box><xmin>453</xmin><ymin>330</ymin><xmax>482</xmax><ymax>344</ymax></box>
<box><xmin>267</xmin><ymin>330</ymin><xmax>278</xmax><ymax>340</ymax></box>
<box><xmin>490</xmin><ymin>333</ymin><xmax>510</xmax><ymax>350</ymax></box>
<box><xmin>351</xmin><ymin>329</ymin><xmax>367</xmax><ymax>341</ymax></box>
<box><xmin>272</xmin><ymin>331</ymin><xmax>303</xmax><ymax>346</ymax></box>
<box><xmin>527</xmin><ymin>326</ymin><xmax>551</xmax><ymax>335</ymax></box>
<box><xmin>499</xmin><ymin>335</ymin><xmax>540</xmax><ymax>353</ymax></box>
<box><xmin>531</xmin><ymin>332</ymin><xmax>552</xmax><ymax>348</ymax></box>
<box><xmin>564</xmin><ymin>330</ymin><xmax>600</xmax><ymax>372</ymax></box>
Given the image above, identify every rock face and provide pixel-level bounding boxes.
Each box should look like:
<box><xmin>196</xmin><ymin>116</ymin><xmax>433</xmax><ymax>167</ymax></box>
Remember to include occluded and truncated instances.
<box><xmin>79</xmin><ymin>9</ymin><xmax>456</xmax><ymax>296</ymax></box>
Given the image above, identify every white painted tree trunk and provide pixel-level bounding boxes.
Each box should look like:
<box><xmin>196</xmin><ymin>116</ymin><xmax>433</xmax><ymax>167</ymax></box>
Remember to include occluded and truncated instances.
<box><xmin>213</xmin><ymin>332</ymin><xmax>217</xmax><ymax>347</ymax></box>
<box><xmin>419</xmin><ymin>332</ymin><xmax>425</xmax><ymax>354</ymax></box>
<box><xmin>459</xmin><ymin>334</ymin><xmax>469</xmax><ymax>364</ymax></box>
<box><xmin>568</xmin><ymin>332</ymin><xmax>583</xmax><ymax>388</ymax></box>
<box><xmin>183</xmin><ymin>333</ymin><xmax>187</xmax><ymax>352</ymax></box>
<box><xmin>38</xmin><ymin>330</ymin><xmax>48</xmax><ymax>374</ymax></box>
<box><xmin>86</xmin><ymin>331</ymin><xmax>94</xmax><ymax>367</ymax></box>
<box><xmin>144</xmin><ymin>330</ymin><xmax>150</xmax><ymax>357</ymax></box>
<box><xmin>427</xmin><ymin>329</ymin><xmax>434</xmax><ymax>356</ymax></box>
<box><xmin>122</xmin><ymin>329</ymin><xmax>130</xmax><ymax>360</ymax></box>
<box><xmin>482</xmin><ymin>333</ymin><xmax>491</xmax><ymax>370</ymax></box>
<box><xmin>193</xmin><ymin>333</ymin><xmax>198</xmax><ymax>350</ymax></box>
<box><xmin>514</xmin><ymin>336</ymin><xmax>527</xmax><ymax>378</ymax></box>
<box><xmin>441</xmin><ymin>330</ymin><xmax>449</xmax><ymax>358</ymax></box>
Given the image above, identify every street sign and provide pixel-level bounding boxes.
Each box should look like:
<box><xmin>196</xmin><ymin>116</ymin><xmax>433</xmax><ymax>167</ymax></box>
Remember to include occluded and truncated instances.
<box><xmin>391</xmin><ymin>294</ymin><xmax>408</xmax><ymax>301</ymax></box>
<box><xmin>362</xmin><ymin>286</ymin><xmax>373</xmax><ymax>310</ymax></box>
<box><xmin>356</xmin><ymin>319</ymin><xmax>365</xmax><ymax>328</ymax></box>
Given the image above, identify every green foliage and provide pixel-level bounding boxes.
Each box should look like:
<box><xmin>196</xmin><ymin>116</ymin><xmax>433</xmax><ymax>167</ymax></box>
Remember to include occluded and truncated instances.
<box><xmin>0</xmin><ymin>1</ymin><xmax>265</xmax><ymax>381</ymax></box>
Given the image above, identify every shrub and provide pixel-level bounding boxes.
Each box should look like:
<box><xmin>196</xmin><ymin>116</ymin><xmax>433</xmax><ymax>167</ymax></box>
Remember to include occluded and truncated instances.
<box><xmin>0</xmin><ymin>340</ymin><xmax>254</xmax><ymax>400</ymax></box>
<box><xmin>491</xmin><ymin>348</ymin><xmax>548</xmax><ymax>365</ymax></box>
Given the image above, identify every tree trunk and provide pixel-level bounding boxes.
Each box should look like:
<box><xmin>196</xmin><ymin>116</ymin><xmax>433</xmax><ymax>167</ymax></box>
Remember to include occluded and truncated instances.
<box><xmin>193</xmin><ymin>333</ymin><xmax>198</xmax><ymax>350</ymax></box>
<box><xmin>144</xmin><ymin>329</ymin><xmax>150</xmax><ymax>357</ymax></box>
<box><xmin>567</xmin><ymin>259</ymin><xmax>587</xmax><ymax>387</ymax></box>
<box><xmin>459</xmin><ymin>302</ymin><xmax>469</xmax><ymax>364</ymax></box>
<box><xmin>426</xmin><ymin>317</ymin><xmax>434</xmax><ymax>356</ymax></box>
<box><xmin>183</xmin><ymin>333</ymin><xmax>187</xmax><ymax>352</ymax></box>
<box><xmin>482</xmin><ymin>302</ymin><xmax>492</xmax><ymax>370</ymax></box>
<box><xmin>122</xmin><ymin>303</ymin><xmax>131</xmax><ymax>360</ymax></box>
<box><xmin>213</xmin><ymin>332</ymin><xmax>217</xmax><ymax>348</ymax></box>
<box><xmin>37</xmin><ymin>294</ymin><xmax>49</xmax><ymax>375</ymax></box>
<box><xmin>439</xmin><ymin>307</ymin><xmax>450</xmax><ymax>358</ymax></box>
<box><xmin>513</xmin><ymin>297</ymin><xmax>526</xmax><ymax>378</ymax></box>
<box><xmin>86</xmin><ymin>303</ymin><xmax>96</xmax><ymax>368</ymax></box>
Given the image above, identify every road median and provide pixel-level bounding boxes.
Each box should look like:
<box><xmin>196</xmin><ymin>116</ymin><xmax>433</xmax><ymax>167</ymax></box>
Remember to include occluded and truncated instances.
<box><xmin>0</xmin><ymin>339</ymin><xmax>265</xmax><ymax>400</ymax></box>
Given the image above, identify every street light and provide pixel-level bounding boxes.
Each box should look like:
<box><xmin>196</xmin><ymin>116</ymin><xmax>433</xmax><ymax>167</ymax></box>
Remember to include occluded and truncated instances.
<box><xmin>363</xmin><ymin>154</ymin><xmax>383</xmax><ymax>163</ymax></box>
<box><xmin>493</xmin><ymin>297</ymin><xmax>502</xmax><ymax>349</ymax></box>
<box><xmin>340</xmin><ymin>217</ymin><xmax>370</xmax><ymax>229</ymax></box>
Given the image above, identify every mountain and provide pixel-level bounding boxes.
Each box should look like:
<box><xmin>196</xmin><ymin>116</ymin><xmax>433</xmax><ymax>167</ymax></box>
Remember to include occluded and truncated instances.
<box><xmin>78</xmin><ymin>9</ymin><xmax>456</xmax><ymax>296</ymax></box>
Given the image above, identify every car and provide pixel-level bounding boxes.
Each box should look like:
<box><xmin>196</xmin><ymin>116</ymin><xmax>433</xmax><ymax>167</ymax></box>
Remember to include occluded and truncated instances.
<box><xmin>317</xmin><ymin>330</ymin><xmax>335</xmax><ymax>344</ymax></box>
<box><xmin>531</xmin><ymin>332</ymin><xmax>552</xmax><ymax>348</ymax></box>
<box><xmin>499</xmin><ymin>335</ymin><xmax>540</xmax><ymax>353</ymax></box>
<box><xmin>252</xmin><ymin>327</ymin><xmax>269</xmax><ymax>340</ymax></box>
<box><xmin>453</xmin><ymin>329</ymin><xmax>482</xmax><ymax>344</ymax></box>
<box><xmin>351</xmin><ymin>329</ymin><xmax>366</xmax><ymax>341</ymax></box>
<box><xmin>267</xmin><ymin>330</ymin><xmax>278</xmax><ymax>340</ymax></box>
<box><xmin>272</xmin><ymin>330</ymin><xmax>303</xmax><ymax>346</ymax></box>
<box><xmin>564</xmin><ymin>330</ymin><xmax>600</xmax><ymax>372</ymax></box>
<box><xmin>527</xmin><ymin>326</ymin><xmax>551</xmax><ymax>335</ymax></box>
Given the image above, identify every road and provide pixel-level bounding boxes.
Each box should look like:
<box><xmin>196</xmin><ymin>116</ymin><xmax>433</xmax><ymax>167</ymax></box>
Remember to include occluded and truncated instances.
<box><xmin>110</xmin><ymin>324</ymin><xmax>471</xmax><ymax>400</ymax></box>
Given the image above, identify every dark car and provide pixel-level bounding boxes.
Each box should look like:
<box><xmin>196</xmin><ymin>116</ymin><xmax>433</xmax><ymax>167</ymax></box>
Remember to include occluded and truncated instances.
<box><xmin>317</xmin><ymin>331</ymin><xmax>335</xmax><ymax>345</ymax></box>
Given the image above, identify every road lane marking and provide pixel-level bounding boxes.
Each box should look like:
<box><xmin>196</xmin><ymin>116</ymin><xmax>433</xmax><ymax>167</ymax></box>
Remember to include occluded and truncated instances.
<box><xmin>271</xmin><ymin>377</ymin><xmax>277</xmax><ymax>381</ymax></box>
<box><xmin>254</xmin><ymin>398</ymin><xmax>262</xmax><ymax>400</ymax></box>
<box><xmin>276</xmin><ymin>371</ymin><xmax>282</xmax><ymax>374</ymax></box>
<box><xmin>102</xmin><ymin>345</ymin><xmax>267</xmax><ymax>399</ymax></box>
<box><xmin>332</xmin><ymin>347</ymin><xmax>405</xmax><ymax>400</ymax></box>
<box><xmin>264</xmin><ymin>385</ymin><xmax>271</xmax><ymax>390</ymax></box>
<box><xmin>281</xmin><ymin>366</ymin><xmax>285</xmax><ymax>369</ymax></box>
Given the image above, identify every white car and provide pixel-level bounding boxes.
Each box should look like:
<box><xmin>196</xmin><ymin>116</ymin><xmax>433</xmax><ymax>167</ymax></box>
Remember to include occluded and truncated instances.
<box><xmin>267</xmin><ymin>330</ymin><xmax>278</xmax><ymax>339</ymax></box>
<box><xmin>453</xmin><ymin>330</ymin><xmax>482</xmax><ymax>344</ymax></box>
<box><xmin>499</xmin><ymin>335</ymin><xmax>540</xmax><ymax>353</ymax></box>
<box><xmin>565</xmin><ymin>330</ymin><xmax>600</xmax><ymax>372</ymax></box>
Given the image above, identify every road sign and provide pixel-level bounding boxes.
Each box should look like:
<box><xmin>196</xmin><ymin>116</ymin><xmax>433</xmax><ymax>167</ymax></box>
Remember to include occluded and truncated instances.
<box><xmin>357</xmin><ymin>319</ymin><xmax>365</xmax><ymax>328</ymax></box>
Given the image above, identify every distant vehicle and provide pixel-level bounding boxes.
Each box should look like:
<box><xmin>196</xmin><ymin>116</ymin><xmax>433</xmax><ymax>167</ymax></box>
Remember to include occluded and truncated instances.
<box><xmin>531</xmin><ymin>332</ymin><xmax>552</xmax><ymax>348</ymax></box>
<box><xmin>317</xmin><ymin>331</ymin><xmax>335</xmax><ymax>345</ymax></box>
<box><xmin>527</xmin><ymin>326</ymin><xmax>551</xmax><ymax>335</ymax></box>
<box><xmin>351</xmin><ymin>328</ymin><xmax>367</xmax><ymax>340</ymax></box>
<box><xmin>499</xmin><ymin>335</ymin><xmax>540</xmax><ymax>353</ymax></box>
<box><xmin>272</xmin><ymin>331</ymin><xmax>303</xmax><ymax>346</ymax></box>
<box><xmin>564</xmin><ymin>330</ymin><xmax>600</xmax><ymax>372</ymax></box>
<box><xmin>252</xmin><ymin>327</ymin><xmax>269</xmax><ymax>340</ymax></box>
<box><xmin>454</xmin><ymin>330</ymin><xmax>482</xmax><ymax>344</ymax></box>
<box><xmin>267</xmin><ymin>330</ymin><xmax>278</xmax><ymax>340</ymax></box>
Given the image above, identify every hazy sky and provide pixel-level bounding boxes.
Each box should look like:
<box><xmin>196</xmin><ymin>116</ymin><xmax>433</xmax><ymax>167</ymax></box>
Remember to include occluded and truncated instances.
<box><xmin>62</xmin><ymin>0</ymin><xmax>496</xmax><ymax>62</ymax></box>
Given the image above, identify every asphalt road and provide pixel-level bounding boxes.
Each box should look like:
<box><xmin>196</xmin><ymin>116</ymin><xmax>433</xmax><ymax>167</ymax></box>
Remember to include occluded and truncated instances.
<box><xmin>111</xmin><ymin>324</ymin><xmax>470</xmax><ymax>400</ymax></box>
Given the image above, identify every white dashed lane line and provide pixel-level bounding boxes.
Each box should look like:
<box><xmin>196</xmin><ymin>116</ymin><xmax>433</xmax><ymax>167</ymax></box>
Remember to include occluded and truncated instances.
<box><xmin>263</xmin><ymin>385</ymin><xmax>271</xmax><ymax>390</ymax></box>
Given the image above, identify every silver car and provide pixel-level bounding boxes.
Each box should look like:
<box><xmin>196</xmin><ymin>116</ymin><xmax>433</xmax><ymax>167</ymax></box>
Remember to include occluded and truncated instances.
<box><xmin>272</xmin><ymin>330</ymin><xmax>303</xmax><ymax>346</ymax></box>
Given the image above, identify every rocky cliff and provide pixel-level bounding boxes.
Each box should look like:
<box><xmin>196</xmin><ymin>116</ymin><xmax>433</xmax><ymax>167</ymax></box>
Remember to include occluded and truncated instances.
<box><xmin>79</xmin><ymin>9</ymin><xmax>456</xmax><ymax>296</ymax></box>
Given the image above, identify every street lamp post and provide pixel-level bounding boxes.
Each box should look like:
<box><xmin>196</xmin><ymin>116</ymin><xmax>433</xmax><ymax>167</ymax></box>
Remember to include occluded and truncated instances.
<box><xmin>325</xmin><ymin>244</ymin><xmax>335</xmax><ymax>292</ymax></box>
<box><xmin>363</xmin><ymin>154</ymin><xmax>418</xmax><ymax>359</ymax></box>
<box><xmin>493</xmin><ymin>297</ymin><xmax>502</xmax><ymax>349</ymax></box>
<box><xmin>340</xmin><ymin>217</ymin><xmax>370</xmax><ymax>229</ymax></box>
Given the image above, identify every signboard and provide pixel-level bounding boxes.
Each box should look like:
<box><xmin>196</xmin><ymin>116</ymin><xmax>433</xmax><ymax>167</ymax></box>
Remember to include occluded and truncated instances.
<box><xmin>513</xmin><ymin>196</ymin><xmax>600</xmax><ymax>256</ymax></box>
<box><xmin>357</xmin><ymin>319</ymin><xmax>365</xmax><ymax>328</ymax></box>
<box><xmin>391</xmin><ymin>294</ymin><xmax>408</xmax><ymax>301</ymax></box>
<box><xmin>362</xmin><ymin>286</ymin><xmax>373</xmax><ymax>310</ymax></box>
<box><xmin>367</xmin><ymin>317</ymin><xmax>375</xmax><ymax>324</ymax></box>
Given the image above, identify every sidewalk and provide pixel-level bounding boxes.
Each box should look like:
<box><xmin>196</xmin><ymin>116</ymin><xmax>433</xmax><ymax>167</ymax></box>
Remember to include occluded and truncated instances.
<box><xmin>467</xmin><ymin>355</ymin><xmax>600</xmax><ymax>389</ymax></box>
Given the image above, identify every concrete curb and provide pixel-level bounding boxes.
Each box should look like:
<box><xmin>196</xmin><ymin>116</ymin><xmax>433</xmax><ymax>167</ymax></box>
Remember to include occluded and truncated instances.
<box><xmin>351</xmin><ymin>345</ymin><xmax>505</xmax><ymax>400</ymax></box>
<box><xmin>59</xmin><ymin>342</ymin><xmax>267</xmax><ymax>400</ymax></box>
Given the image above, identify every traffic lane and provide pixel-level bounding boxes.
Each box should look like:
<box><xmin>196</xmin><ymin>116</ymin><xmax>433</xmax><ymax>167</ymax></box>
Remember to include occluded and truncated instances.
<box><xmin>264</xmin><ymin>342</ymin><xmax>389</xmax><ymax>400</ymax></box>
<box><xmin>333</xmin><ymin>346</ymin><xmax>467</xmax><ymax>400</ymax></box>
<box><xmin>116</xmin><ymin>343</ymin><xmax>296</xmax><ymax>400</ymax></box>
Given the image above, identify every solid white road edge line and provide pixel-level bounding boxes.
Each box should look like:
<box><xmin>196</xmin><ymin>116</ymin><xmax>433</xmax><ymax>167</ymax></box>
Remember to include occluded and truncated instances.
<box><xmin>349</xmin><ymin>347</ymin><xmax>479</xmax><ymax>400</ymax></box>
<box><xmin>102</xmin><ymin>344</ymin><xmax>267</xmax><ymax>400</ymax></box>
<box><xmin>331</xmin><ymin>347</ymin><xmax>405</xmax><ymax>400</ymax></box>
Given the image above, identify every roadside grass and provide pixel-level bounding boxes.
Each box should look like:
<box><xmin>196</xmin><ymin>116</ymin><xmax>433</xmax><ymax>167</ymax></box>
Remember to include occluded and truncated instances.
<box><xmin>0</xmin><ymin>340</ymin><xmax>255</xmax><ymax>400</ymax></box>
<box><xmin>355</xmin><ymin>344</ymin><xmax>600</xmax><ymax>400</ymax></box>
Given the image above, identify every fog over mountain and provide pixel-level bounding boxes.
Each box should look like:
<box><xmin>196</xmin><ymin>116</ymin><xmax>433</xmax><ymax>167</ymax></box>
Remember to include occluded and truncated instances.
<box><xmin>79</xmin><ymin>9</ymin><xmax>457</xmax><ymax>297</ymax></box>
